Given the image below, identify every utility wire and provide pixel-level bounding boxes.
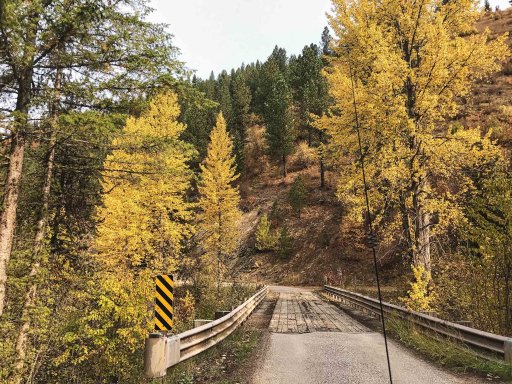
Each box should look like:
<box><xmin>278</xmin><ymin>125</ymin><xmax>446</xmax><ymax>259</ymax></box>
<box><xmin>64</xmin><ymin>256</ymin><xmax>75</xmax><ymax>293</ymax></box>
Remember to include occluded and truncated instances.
<box><xmin>348</xmin><ymin>61</ymin><xmax>394</xmax><ymax>384</ymax></box>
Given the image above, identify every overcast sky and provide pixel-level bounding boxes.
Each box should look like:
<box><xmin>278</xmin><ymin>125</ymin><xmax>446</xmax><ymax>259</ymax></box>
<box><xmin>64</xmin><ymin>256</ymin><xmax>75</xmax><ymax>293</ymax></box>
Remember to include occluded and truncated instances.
<box><xmin>148</xmin><ymin>0</ymin><xmax>511</xmax><ymax>79</ymax></box>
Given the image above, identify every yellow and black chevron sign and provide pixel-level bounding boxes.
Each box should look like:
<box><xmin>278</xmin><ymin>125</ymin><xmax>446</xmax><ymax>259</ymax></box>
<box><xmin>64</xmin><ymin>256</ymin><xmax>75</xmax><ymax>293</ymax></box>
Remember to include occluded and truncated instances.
<box><xmin>154</xmin><ymin>274</ymin><xmax>174</xmax><ymax>331</ymax></box>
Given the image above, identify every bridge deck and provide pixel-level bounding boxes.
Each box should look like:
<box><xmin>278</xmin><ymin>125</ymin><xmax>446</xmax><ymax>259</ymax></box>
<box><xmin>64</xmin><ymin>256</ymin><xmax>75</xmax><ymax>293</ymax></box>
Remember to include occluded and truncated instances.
<box><xmin>269</xmin><ymin>291</ymin><xmax>368</xmax><ymax>333</ymax></box>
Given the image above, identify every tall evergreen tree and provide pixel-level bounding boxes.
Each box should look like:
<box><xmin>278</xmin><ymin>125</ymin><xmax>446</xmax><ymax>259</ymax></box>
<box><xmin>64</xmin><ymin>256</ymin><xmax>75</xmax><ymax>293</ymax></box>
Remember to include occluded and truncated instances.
<box><xmin>216</xmin><ymin>71</ymin><xmax>233</xmax><ymax>125</ymax></box>
<box><xmin>231</xmin><ymin>72</ymin><xmax>252</xmax><ymax>170</ymax></box>
<box><xmin>289</xmin><ymin>176</ymin><xmax>308</xmax><ymax>218</ymax></box>
<box><xmin>264</xmin><ymin>75</ymin><xmax>296</xmax><ymax>177</ymax></box>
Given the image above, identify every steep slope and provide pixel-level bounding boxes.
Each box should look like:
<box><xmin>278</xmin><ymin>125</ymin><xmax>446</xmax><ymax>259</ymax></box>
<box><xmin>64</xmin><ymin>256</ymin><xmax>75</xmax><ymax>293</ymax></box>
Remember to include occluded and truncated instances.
<box><xmin>231</xmin><ymin>9</ymin><xmax>512</xmax><ymax>291</ymax></box>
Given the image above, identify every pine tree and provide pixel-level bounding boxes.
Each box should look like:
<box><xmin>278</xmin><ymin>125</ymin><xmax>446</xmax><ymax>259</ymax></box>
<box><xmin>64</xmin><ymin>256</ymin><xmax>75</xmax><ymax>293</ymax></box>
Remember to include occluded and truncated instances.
<box><xmin>484</xmin><ymin>0</ymin><xmax>491</xmax><ymax>11</ymax></box>
<box><xmin>289</xmin><ymin>176</ymin><xmax>308</xmax><ymax>218</ymax></box>
<box><xmin>317</xmin><ymin>0</ymin><xmax>508</xmax><ymax>294</ymax></box>
<box><xmin>321</xmin><ymin>26</ymin><xmax>332</xmax><ymax>56</ymax></box>
<box><xmin>216</xmin><ymin>71</ymin><xmax>233</xmax><ymax>125</ymax></box>
<box><xmin>290</xmin><ymin>43</ymin><xmax>331</xmax><ymax>187</ymax></box>
<box><xmin>264</xmin><ymin>75</ymin><xmax>296</xmax><ymax>177</ymax></box>
<box><xmin>198</xmin><ymin>113</ymin><xmax>241</xmax><ymax>291</ymax></box>
<box><xmin>231</xmin><ymin>72</ymin><xmax>252</xmax><ymax>170</ymax></box>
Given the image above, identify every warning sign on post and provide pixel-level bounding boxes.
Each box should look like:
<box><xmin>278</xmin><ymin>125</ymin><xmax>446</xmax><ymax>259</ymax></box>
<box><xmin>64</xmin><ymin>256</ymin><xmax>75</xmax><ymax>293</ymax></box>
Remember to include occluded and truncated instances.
<box><xmin>154</xmin><ymin>274</ymin><xmax>174</xmax><ymax>331</ymax></box>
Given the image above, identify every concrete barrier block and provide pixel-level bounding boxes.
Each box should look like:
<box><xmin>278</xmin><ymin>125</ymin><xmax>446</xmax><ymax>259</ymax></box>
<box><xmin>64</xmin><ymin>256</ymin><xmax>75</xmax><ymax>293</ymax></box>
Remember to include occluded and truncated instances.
<box><xmin>144</xmin><ymin>334</ymin><xmax>167</xmax><ymax>378</ymax></box>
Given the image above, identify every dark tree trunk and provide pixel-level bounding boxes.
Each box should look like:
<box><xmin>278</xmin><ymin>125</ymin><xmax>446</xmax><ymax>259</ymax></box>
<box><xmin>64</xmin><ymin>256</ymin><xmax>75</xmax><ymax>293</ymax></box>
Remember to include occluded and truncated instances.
<box><xmin>0</xmin><ymin>68</ymin><xmax>32</xmax><ymax>316</ymax></box>
<box><xmin>320</xmin><ymin>158</ymin><xmax>325</xmax><ymax>189</ymax></box>
<box><xmin>13</xmin><ymin>67</ymin><xmax>62</xmax><ymax>383</ymax></box>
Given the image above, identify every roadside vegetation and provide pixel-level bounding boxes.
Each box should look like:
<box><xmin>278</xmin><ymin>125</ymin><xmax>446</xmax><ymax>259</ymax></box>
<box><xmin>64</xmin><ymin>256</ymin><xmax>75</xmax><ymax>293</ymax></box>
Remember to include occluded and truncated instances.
<box><xmin>387</xmin><ymin>318</ymin><xmax>512</xmax><ymax>382</ymax></box>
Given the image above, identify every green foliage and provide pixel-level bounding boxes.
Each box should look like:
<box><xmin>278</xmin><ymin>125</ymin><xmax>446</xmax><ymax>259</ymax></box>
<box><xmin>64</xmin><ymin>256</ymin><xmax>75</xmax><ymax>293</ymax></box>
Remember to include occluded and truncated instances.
<box><xmin>255</xmin><ymin>214</ymin><xmax>278</xmax><ymax>251</ymax></box>
<box><xmin>289</xmin><ymin>176</ymin><xmax>308</xmax><ymax>218</ymax></box>
<box><xmin>177</xmin><ymin>82</ymin><xmax>218</xmax><ymax>161</ymax></box>
<box><xmin>436</xmin><ymin>167</ymin><xmax>512</xmax><ymax>335</ymax></box>
<box><xmin>264</xmin><ymin>74</ymin><xmax>296</xmax><ymax>177</ymax></box>
<box><xmin>269</xmin><ymin>201</ymin><xmax>284</xmax><ymax>224</ymax></box>
<box><xmin>289</xmin><ymin>43</ymin><xmax>330</xmax><ymax>143</ymax></box>
<box><xmin>277</xmin><ymin>225</ymin><xmax>294</xmax><ymax>260</ymax></box>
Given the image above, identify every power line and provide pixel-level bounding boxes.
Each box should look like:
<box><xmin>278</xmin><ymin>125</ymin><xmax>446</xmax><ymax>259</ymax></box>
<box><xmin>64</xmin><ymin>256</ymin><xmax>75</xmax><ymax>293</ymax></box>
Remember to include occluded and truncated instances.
<box><xmin>348</xmin><ymin>59</ymin><xmax>394</xmax><ymax>384</ymax></box>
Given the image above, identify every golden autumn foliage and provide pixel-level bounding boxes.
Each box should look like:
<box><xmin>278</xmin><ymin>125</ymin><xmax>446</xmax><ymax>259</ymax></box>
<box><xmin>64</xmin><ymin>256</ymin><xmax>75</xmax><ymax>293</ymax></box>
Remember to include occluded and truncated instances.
<box><xmin>198</xmin><ymin>113</ymin><xmax>241</xmax><ymax>286</ymax></box>
<box><xmin>316</xmin><ymin>0</ymin><xmax>509</xmax><ymax>307</ymax></box>
<box><xmin>401</xmin><ymin>265</ymin><xmax>436</xmax><ymax>312</ymax></box>
<box><xmin>95</xmin><ymin>92</ymin><xmax>196</xmax><ymax>272</ymax></box>
<box><xmin>71</xmin><ymin>92</ymin><xmax>196</xmax><ymax>379</ymax></box>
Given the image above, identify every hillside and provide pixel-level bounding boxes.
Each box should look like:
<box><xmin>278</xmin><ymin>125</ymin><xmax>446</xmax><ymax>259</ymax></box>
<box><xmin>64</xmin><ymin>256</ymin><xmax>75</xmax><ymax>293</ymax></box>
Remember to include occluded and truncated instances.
<box><xmin>231</xmin><ymin>9</ymin><xmax>512</xmax><ymax>294</ymax></box>
<box><xmin>470</xmin><ymin>8</ymin><xmax>512</xmax><ymax>151</ymax></box>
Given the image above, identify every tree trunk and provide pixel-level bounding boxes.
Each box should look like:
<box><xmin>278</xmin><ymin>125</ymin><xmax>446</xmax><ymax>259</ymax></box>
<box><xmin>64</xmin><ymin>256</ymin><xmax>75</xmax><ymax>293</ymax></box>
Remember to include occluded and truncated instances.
<box><xmin>320</xmin><ymin>158</ymin><xmax>325</xmax><ymax>189</ymax></box>
<box><xmin>319</xmin><ymin>131</ymin><xmax>325</xmax><ymax>189</ymax></box>
<box><xmin>12</xmin><ymin>67</ymin><xmax>61</xmax><ymax>383</ymax></box>
<box><xmin>399</xmin><ymin>193</ymin><xmax>413</xmax><ymax>259</ymax></box>
<box><xmin>411</xmin><ymin>178</ymin><xmax>431</xmax><ymax>276</ymax></box>
<box><xmin>0</xmin><ymin>69</ymin><xmax>32</xmax><ymax>316</ymax></box>
<box><xmin>282</xmin><ymin>154</ymin><xmax>287</xmax><ymax>178</ymax></box>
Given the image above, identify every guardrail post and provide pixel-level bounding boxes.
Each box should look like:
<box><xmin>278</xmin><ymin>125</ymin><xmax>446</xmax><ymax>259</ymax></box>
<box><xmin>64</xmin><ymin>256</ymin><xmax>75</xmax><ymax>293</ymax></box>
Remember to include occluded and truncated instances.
<box><xmin>144</xmin><ymin>333</ymin><xmax>167</xmax><ymax>378</ymax></box>
<box><xmin>505</xmin><ymin>338</ymin><xmax>512</xmax><ymax>364</ymax></box>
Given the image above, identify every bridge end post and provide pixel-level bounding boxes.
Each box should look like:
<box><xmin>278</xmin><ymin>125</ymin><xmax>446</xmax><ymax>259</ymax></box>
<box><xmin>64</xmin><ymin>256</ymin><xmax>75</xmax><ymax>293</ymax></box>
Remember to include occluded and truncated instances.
<box><xmin>144</xmin><ymin>333</ymin><xmax>167</xmax><ymax>378</ymax></box>
<box><xmin>505</xmin><ymin>338</ymin><xmax>512</xmax><ymax>365</ymax></box>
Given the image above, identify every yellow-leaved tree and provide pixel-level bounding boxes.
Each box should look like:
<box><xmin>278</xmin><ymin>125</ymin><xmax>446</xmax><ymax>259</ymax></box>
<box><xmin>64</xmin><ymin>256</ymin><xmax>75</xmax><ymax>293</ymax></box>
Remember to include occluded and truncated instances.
<box><xmin>72</xmin><ymin>92</ymin><xmax>196</xmax><ymax>381</ymax></box>
<box><xmin>316</xmin><ymin>0</ymin><xmax>509</xmax><ymax>309</ymax></box>
<box><xmin>198</xmin><ymin>112</ymin><xmax>241</xmax><ymax>291</ymax></box>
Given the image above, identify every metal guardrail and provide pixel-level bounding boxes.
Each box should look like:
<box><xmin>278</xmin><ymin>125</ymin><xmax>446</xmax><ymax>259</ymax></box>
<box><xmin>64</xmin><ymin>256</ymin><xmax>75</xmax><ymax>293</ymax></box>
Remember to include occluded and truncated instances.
<box><xmin>324</xmin><ymin>285</ymin><xmax>512</xmax><ymax>364</ymax></box>
<box><xmin>144</xmin><ymin>286</ymin><xmax>268</xmax><ymax>378</ymax></box>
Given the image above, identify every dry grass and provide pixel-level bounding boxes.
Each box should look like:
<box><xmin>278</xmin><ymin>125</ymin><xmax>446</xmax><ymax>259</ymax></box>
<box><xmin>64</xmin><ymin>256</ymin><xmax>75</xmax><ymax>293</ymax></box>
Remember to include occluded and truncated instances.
<box><xmin>467</xmin><ymin>9</ymin><xmax>512</xmax><ymax>150</ymax></box>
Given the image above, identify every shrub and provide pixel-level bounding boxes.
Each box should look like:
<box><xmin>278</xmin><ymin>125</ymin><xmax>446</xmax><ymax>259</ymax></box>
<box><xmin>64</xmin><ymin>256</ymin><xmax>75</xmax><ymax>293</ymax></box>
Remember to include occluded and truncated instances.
<box><xmin>400</xmin><ymin>265</ymin><xmax>436</xmax><ymax>312</ymax></box>
<box><xmin>269</xmin><ymin>201</ymin><xmax>283</xmax><ymax>224</ymax></box>
<box><xmin>291</xmin><ymin>141</ymin><xmax>319</xmax><ymax>169</ymax></box>
<box><xmin>244</xmin><ymin>124</ymin><xmax>268</xmax><ymax>175</ymax></box>
<box><xmin>255</xmin><ymin>213</ymin><xmax>278</xmax><ymax>251</ymax></box>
